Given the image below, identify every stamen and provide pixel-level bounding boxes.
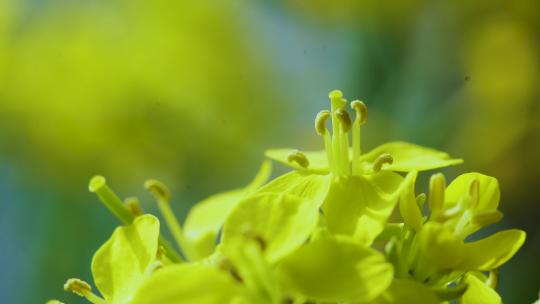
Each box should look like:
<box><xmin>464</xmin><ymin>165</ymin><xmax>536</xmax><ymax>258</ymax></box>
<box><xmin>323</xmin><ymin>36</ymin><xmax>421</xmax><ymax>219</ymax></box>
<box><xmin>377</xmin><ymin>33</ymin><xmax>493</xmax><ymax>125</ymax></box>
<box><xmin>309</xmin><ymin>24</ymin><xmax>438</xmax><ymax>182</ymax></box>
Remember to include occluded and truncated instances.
<box><xmin>89</xmin><ymin>176</ymin><xmax>134</xmax><ymax>224</ymax></box>
<box><xmin>89</xmin><ymin>177</ymin><xmax>182</xmax><ymax>263</ymax></box>
<box><xmin>487</xmin><ymin>269</ymin><xmax>499</xmax><ymax>289</ymax></box>
<box><xmin>64</xmin><ymin>278</ymin><xmax>107</xmax><ymax>304</ymax></box>
<box><xmin>335</xmin><ymin>109</ymin><xmax>352</xmax><ymax>132</ymax></box>
<box><xmin>145</xmin><ymin>179</ymin><xmax>193</xmax><ymax>261</ymax></box>
<box><xmin>351</xmin><ymin>100</ymin><xmax>368</xmax><ymax>174</ymax></box>
<box><xmin>315</xmin><ymin>110</ymin><xmax>331</xmax><ymax>136</ymax></box>
<box><xmin>315</xmin><ymin>110</ymin><xmax>334</xmax><ymax>174</ymax></box>
<box><xmin>287</xmin><ymin>150</ymin><xmax>309</xmax><ymax>168</ymax></box>
<box><xmin>372</xmin><ymin>153</ymin><xmax>394</xmax><ymax>173</ymax></box>
<box><xmin>429</xmin><ymin>173</ymin><xmax>446</xmax><ymax>212</ymax></box>
<box><xmin>124</xmin><ymin>197</ymin><xmax>144</xmax><ymax>217</ymax></box>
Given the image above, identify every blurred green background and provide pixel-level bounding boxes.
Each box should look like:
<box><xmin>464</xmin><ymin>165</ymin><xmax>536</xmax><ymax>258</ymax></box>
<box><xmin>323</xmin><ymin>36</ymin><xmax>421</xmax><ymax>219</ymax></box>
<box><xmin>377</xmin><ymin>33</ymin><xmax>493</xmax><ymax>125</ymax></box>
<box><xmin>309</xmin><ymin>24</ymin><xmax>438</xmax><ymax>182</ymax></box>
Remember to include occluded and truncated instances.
<box><xmin>0</xmin><ymin>0</ymin><xmax>538</xmax><ymax>303</ymax></box>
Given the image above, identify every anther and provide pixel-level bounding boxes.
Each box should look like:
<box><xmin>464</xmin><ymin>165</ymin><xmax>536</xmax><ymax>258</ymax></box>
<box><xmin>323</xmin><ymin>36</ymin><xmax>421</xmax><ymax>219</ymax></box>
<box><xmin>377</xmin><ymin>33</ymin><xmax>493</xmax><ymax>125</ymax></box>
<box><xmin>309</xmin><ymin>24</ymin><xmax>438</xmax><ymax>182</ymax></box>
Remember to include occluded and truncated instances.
<box><xmin>145</xmin><ymin>179</ymin><xmax>170</xmax><ymax>202</ymax></box>
<box><xmin>335</xmin><ymin>109</ymin><xmax>352</xmax><ymax>132</ymax></box>
<box><xmin>328</xmin><ymin>89</ymin><xmax>343</xmax><ymax>100</ymax></box>
<box><xmin>372</xmin><ymin>153</ymin><xmax>394</xmax><ymax>173</ymax></box>
<box><xmin>64</xmin><ymin>278</ymin><xmax>92</xmax><ymax>297</ymax></box>
<box><xmin>88</xmin><ymin>175</ymin><xmax>134</xmax><ymax>225</ymax></box>
<box><xmin>124</xmin><ymin>197</ymin><xmax>144</xmax><ymax>217</ymax></box>
<box><xmin>287</xmin><ymin>150</ymin><xmax>309</xmax><ymax>168</ymax></box>
<box><xmin>429</xmin><ymin>173</ymin><xmax>446</xmax><ymax>212</ymax></box>
<box><xmin>315</xmin><ymin>110</ymin><xmax>331</xmax><ymax>136</ymax></box>
<box><xmin>351</xmin><ymin>100</ymin><xmax>368</xmax><ymax>125</ymax></box>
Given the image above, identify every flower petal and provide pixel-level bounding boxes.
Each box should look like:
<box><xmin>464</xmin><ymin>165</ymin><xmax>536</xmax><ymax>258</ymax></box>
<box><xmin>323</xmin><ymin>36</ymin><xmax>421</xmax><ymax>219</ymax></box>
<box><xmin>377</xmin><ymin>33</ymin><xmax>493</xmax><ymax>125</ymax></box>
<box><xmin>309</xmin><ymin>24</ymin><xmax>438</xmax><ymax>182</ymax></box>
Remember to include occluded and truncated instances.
<box><xmin>322</xmin><ymin>171</ymin><xmax>404</xmax><ymax>245</ymax></box>
<box><xmin>183</xmin><ymin>161</ymin><xmax>272</xmax><ymax>260</ymax></box>
<box><xmin>265</xmin><ymin>149</ymin><xmax>329</xmax><ymax>174</ymax></box>
<box><xmin>360</xmin><ymin>141</ymin><xmax>463</xmax><ymax>172</ymax></box>
<box><xmin>445</xmin><ymin>172</ymin><xmax>500</xmax><ymax>211</ymax></box>
<box><xmin>398</xmin><ymin>171</ymin><xmax>423</xmax><ymax>231</ymax></box>
<box><xmin>418</xmin><ymin>222</ymin><xmax>464</xmax><ymax>269</ymax></box>
<box><xmin>131</xmin><ymin>263</ymin><xmax>245</xmax><ymax>304</ymax></box>
<box><xmin>222</xmin><ymin>193</ymin><xmax>320</xmax><ymax>263</ymax></box>
<box><xmin>257</xmin><ymin>170</ymin><xmax>331</xmax><ymax>205</ymax></box>
<box><xmin>461</xmin><ymin>273</ymin><xmax>502</xmax><ymax>304</ymax></box>
<box><xmin>277</xmin><ymin>237</ymin><xmax>393</xmax><ymax>303</ymax></box>
<box><xmin>458</xmin><ymin>229</ymin><xmax>526</xmax><ymax>271</ymax></box>
<box><xmin>372</xmin><ymin>279</ymin><xmax>439</xmax><ymax>304</ymax></box>
<box><xmin>91</xmin><ymin>214</ymin><xmax>160</xmax><ymax>303</ymax></box>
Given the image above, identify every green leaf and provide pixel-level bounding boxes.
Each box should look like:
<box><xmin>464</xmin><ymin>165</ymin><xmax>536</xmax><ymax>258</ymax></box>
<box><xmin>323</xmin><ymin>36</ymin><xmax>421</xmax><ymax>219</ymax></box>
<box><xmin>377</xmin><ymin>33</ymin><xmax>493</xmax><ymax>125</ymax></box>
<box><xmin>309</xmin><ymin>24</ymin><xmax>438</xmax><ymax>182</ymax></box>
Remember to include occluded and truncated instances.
<box><xmin>398</xmin><ymin>171</ymin><xmax>423</xmax><ymax>231</ymax></box>
<box><xmin>131</xmin><ymin>263</ymin><xmax>245</xmax><ymax>304</ymax></box>
<box><xmin>183</xmin><ymin>161</ymin><xmax>272</xmax><ymax>260</ymax></box>
<box><xmin>458</xmin><ymin>229</ymin><xmax>526</xmax><ymax>271</ymax></box>
<box><xmin>222</xmin><ymin>193</ymin><xmax>320</xmax><ymax>264</ymax></box>
<box><xmin>322</xmin><ymin>171</ymin><xmax>403</xmax><ymax>244</ymax></box>
<box><xmin>360</xmin><ymin>141</ymin><xmax>463</xmax><ymax>172</ymax></box>
<box><xmin>460</xmin><ymin>273</ymin><xmax>501</xmax><ymax>304</ymax></box>
<box><xmin>91</xmin><ymin>214</ymin><xmax>160</xmax><ymax>303</ymax></box>
<box><xmin>372</xmin><ymin>279</ymin><xmax>439</xmax><ymax>304</ymax></box>
<box><xmin>445</xmin><ymin>172</ymin><xmax>500</xmax><ymax>212</ymax></box>
<box><xmin>277</xmin><ymin>237</ymin><xmax>393</xmax><ymax>303</ymax></box>
<box><xmin>265</xmin><ymin>149</ymin><xmax>329</xmax><ymax>174</ymax></box>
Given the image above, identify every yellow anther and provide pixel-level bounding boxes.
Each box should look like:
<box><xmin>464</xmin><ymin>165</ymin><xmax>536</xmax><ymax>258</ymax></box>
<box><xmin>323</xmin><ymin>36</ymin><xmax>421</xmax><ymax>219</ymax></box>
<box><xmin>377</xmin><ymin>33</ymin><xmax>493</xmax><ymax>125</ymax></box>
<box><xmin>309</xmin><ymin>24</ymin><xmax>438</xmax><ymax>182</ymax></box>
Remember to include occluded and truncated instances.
<box><xmin>88</xmin><ymin>175</ymin><xmax>106</xmax><ymax>193</ymax></box>
<box><xmin>315</xmin><ymin>110</ymin><xmax>331</xmax><ymax>136</ymax></box>
<box><xmin>335</xmin><ymin>109</ymin><xmax>352</xmax><ymax>132</ymax></box>
<box><xmin>328</xmin><ymin>89</ymin><xmax>343</xmax><ymax>100</ymax></box>
<box><xmin>63</xmin><ymin>278</ymin><xmax>92</xmax><ymax>297</ymax></box>
<box><xmin>372</xmin><ymin>153</ymin><xmax>394</xmax><ymax>172</ymax></box>
<box><xmin>145</xmin><ymin>179</ymin><xmax>170</xmax><ymax>202</ymax></box>
<box><xmin>125</xmin><ymin>197</ymin><xmax>144</xmax><ymax>217</ymax></box>
<box><xmin>429</xmin><ymin>173</ymin><xmax>446</xmax><ymax>212</ymax></box>
<box><xmin>287</xmin><ymin>150</ymin><xmax>310</xmax><ymax>168</ymax></box>
<box><xmin>156</xmin><ymin>245</ymin><xmax>167</xmax><ymax>260</ymax></box>
<box><xmin>351</xmin><ymin>100</ymin><xmax>368</xmax><ymax>125</ymax></box>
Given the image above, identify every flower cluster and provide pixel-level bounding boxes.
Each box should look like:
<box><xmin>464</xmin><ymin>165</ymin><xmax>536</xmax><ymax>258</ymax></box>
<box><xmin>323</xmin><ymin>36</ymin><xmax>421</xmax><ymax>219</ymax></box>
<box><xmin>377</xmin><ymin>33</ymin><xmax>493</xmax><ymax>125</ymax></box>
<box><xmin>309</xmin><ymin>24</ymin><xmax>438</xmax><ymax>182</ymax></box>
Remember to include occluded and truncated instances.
<box><xmin>50</xmin><ymin>90</ymin><xmax>526</xmax><ymax>304</ymax></box>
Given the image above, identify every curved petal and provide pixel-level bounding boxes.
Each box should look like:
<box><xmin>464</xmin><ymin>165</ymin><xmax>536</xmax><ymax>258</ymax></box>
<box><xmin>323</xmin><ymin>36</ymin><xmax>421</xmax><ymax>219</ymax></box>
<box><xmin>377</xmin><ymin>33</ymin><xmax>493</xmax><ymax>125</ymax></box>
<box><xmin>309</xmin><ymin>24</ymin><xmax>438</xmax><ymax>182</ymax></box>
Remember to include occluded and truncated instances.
<box><xmin>322</xmin><ymin>171</ymin><xmax>404</xmax><ymax>245</ymax></box>
<box><xmin>461</xmin><ymin>273</ymin><xmax>502</xmax><ymax>304</ymax></box>
<box><xmin>222</xmin><ymin>193</ymin><xmax>320</xmax><ymax>263</ymax></box>
<box><xmin>91</xmin><ymin>214</ymin><xmax>160</xmax><ymax>303</ymax></box>
<box><xmin>360</xmin><ymin>141</ymin><xmax>463</xmax><ymax>172</ymax></box>
<box><xmin>131</xmin><ymin>264</ymin><xmax>245</xmax><ymax>304</ymax></box>
<box><xmin>418</xmin><ymin>222</ymin><xmax>464</xmax><ymax>269</ymax></box>
<box><xmin>372</xmin><ymin>279</ymin><xmax>439</xmax><ymax>304</ymax></box>
<box><xmin>265</xmin><ymin>149</ymin><xmax>329</xmax><ymax>174</ymax></box>
<box><xmin>398</xmin><ymin>171</ymin><xmax>423</xmax><ymax>231</ymax></box>
<box><xmin>445</xmin><ymin>172</ymin><xmax>500</xmax><ymax>211</ymax></box>
<box><xmin>458</xmin><ymin>229</ymin><xmax>526</xmax><ymax>271</ymax></box>
<box><xmin>183</xmin><ymin>161</ymin><xmax>272</xmax><ymax>260</ymax></box>
<box><xmin>257</xmin><ymin>171</ymin><xmax>331</xmax><ymax>205</ymax></box>
<box><xmin>277</xmin><ymin>237</ymin><xmax>393</xmax><ymax>303</ymax></box>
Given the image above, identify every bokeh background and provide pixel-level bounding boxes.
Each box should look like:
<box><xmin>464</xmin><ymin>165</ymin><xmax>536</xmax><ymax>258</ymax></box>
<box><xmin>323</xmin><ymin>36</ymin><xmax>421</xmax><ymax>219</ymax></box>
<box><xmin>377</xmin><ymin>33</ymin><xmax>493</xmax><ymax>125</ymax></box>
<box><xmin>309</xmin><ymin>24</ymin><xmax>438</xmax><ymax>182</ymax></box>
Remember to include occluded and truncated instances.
<box><xmin>0</xmin><ymin>1</ymin><xmax>538</xmax><ymax>303</ymax></box>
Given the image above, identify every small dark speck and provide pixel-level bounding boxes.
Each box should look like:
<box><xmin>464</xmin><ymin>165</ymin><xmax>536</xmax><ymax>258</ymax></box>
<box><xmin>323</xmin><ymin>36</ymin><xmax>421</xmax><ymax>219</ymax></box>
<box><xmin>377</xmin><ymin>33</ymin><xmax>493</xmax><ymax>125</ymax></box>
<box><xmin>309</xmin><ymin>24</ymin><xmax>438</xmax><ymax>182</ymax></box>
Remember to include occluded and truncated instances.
<box><xmin>303</xmin><ymin>49</ymin><xmax>308</xmax><ymax>55</ymax></box>
<box><xmin>185</xmin><ymin>185</ymin><xmax>192</xmax><ymax>190</ymax></box>
<box><xmin>464</xmin><ymin>76</ymin><xmax>471</xmax><ymax>81</ymax></box>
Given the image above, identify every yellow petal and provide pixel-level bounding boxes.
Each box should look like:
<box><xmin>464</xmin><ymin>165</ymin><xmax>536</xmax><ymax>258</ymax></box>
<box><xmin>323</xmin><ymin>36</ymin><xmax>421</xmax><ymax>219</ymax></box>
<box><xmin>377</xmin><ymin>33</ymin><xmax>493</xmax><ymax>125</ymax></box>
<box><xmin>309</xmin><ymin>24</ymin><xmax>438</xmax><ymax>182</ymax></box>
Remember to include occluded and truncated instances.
<box><xmin>458</xmin><ymin>229</ymin><xmax>526</xmax><ymax>271</ymax></box>
<box><xmin>91</xmin><ymin>214</ymin><xmax>160</xmax><ymax>303</ymax></box>
<box><xmin>398</xmin><ymin>171</ymin><xmax>423</xmax><ymax>231</ymax></box>
<box><xmin>461</xmin><ymin>273</ymin><xmax>502</xmax><ymax>304</ymax></box>
<box><xmin>277</xmin><ymin>237</ymin><xmax>393</xmax><ymax>303</ymax></box>
<box><xmin>257</xmin><ymin>170</ymin><xmax>331</xmax><ymax>205</ymax></box>
<box><xmin>183</xmin><ymin>160</ymin><xmax>272</xmax><ymax>260</ymax></box>
<box><xmin>360</xmin><ymin>141</ymin><xmax>463</xmax><ymax>172</ymax></box>
<box><xmin>445</xmin><ymin>172</ymin><xmax>500</xmax><ymax>211</ymax></box>
<box><xmin>131</xmin><ymin>263</ymin><xmax>245</xmax><ymax>304</ymax></box>
<box><xmin>222</xmin><ymin>193</ymin><xmax>320</xmax><ymax>263</ymax></box>
<box><xmin>418</xmin><ymin>222</ymin><xmax>464</xmax><ymax>269</ymax></box>
<box><xmin>323</xmin><ymin>171</ymin><xmax>403</xmax><ymax>245</ymax></box>
<box><xmin>372</xmin><ymin>279</ymin><xmax>439</xmax><ymax>304</ymax></box>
